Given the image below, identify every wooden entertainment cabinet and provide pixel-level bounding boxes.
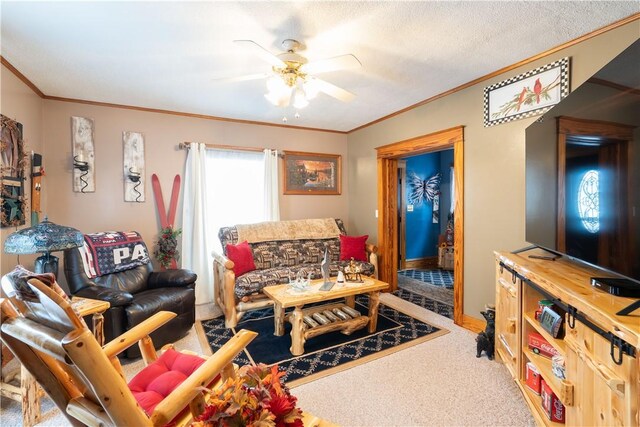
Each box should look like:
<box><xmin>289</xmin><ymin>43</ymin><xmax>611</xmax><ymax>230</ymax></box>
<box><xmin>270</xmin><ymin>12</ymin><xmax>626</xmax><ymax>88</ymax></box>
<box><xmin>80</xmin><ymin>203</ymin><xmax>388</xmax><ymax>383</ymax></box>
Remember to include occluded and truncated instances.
<box><xmin>495</xmin><ymin>249</ymin><xmax>639</xmax><ymax>426</ymax></box>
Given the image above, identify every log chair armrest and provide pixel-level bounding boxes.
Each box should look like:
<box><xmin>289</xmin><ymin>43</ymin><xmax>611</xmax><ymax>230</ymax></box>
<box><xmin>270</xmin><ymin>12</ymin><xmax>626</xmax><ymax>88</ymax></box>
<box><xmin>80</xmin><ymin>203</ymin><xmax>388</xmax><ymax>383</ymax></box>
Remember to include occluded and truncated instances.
<box><xmin>147</xmin><ymin>269</ymin><xmax>197</xmax><ymax>289</ymax></box>
<box><xmin>74</xmin><ymin>286</ymin><xmax>134</xmax><ymax>307</ymax></box>
<box><xmin>366</xmin><ymin>243</ymin><xmax>378</xmax><ymax>254</ymax></box>
<box><xmin>102</xmin><ymin>311</ymin><xmax>176</xmax><ymax>358</ymax></box>
<box><xmin>149</xmin><ymin>330</ymin><xmax>258</xmax><ymax>426</ymax></box>
<box><xmin>212</xmin><ymin>250</ymin><xmax>234</xmax><ymax>271</ymax></box>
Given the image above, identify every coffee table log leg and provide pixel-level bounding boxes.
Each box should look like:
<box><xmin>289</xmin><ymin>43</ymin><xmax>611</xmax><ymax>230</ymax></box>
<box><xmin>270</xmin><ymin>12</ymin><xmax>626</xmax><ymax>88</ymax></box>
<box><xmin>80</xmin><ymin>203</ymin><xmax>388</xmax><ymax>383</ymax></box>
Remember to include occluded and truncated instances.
<box><xmin>345</xmin><ymin>295</ymin><xmax>355</xmax><ymax>308</ymax></box>
<box><xmin>21</xmin><ymin>367</ymin><xmax>41</xmax><ymax>426</ymax></box>
<box><xmin>274</xmin><ymin>302</ymin><xmax>285</xmax><ymax>336</ymax></box>
<box><xmin>368</xmin><ymin>291</ymin><xmax>381</xmax><ymax>333</ymax></box>
<box><xmin>290</xmin><ymin>305</ymin><xmax>305</xmax><ymax>356</ymax></box>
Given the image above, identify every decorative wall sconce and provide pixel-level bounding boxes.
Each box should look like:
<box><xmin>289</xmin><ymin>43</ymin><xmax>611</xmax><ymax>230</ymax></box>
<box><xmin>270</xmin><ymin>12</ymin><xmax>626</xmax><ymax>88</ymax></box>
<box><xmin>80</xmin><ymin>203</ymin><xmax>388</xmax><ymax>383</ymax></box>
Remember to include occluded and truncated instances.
<box><xmin>123</xmin><ymin>131</ymin><xmax>145</xmax><ymax>202</ymax></box>
<box><xmin>71</xmin><ymin>116</ymin><xmax>96</xmax><ymax>193</ymax></box>
<box><xmin>73</xmin><ymin>153</ymin><xmax>90</xmax><ymax>193</ymax></box>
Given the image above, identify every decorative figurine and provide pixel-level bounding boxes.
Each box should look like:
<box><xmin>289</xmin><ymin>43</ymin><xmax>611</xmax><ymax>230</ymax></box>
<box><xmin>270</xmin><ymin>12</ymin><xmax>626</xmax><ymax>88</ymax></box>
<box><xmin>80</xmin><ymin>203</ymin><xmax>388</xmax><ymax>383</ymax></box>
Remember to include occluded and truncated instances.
<box><xmin>319</xmin><ymin>248</ymin><xmax>334</xmax><ymax>291</ymax></box>
<box><xmin>475</xmin><ymin>305</ymin><xmax>495</xmax><ymax>360</ymax></box>
<box><xmin>343</xmin><ymin>257</ymin><xmax>363</xmax><ymax>283</ymax></box>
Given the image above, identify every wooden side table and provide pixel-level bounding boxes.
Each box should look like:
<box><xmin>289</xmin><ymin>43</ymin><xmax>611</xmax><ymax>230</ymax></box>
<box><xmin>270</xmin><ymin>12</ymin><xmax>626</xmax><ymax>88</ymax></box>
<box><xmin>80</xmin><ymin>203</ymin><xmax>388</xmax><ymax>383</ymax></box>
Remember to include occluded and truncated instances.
<box><xmin>2</xmin><ymin>296</ymin><xmax>110</xmax><ymax>427</ymax></box>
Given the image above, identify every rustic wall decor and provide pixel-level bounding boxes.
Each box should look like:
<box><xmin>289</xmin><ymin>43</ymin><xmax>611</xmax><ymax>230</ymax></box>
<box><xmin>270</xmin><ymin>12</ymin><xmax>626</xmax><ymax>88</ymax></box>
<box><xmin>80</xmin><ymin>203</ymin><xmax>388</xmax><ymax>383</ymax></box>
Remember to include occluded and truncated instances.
<box><xmin>483</xmin><ymin>57</ymin><xmax>570</xmax><ymax>127</ymax></box>
<box><xmin>1</xmin><ymin>114</ymin><xmax>26</xmax><ymax>227</ymax></box>
<box><xmin>283</xmin><ymin>151</ymin><xmax>341</xmax><ymax>195</ymax></box>
<box><xmin>71</xmin><ymin>116</ymin><xmax>96</xmax><ymax>193</ymax></box>
<box><xmin>123</xmin><ymin>131</ymin><xmax>145</xmax><ymax>202</ymax></box>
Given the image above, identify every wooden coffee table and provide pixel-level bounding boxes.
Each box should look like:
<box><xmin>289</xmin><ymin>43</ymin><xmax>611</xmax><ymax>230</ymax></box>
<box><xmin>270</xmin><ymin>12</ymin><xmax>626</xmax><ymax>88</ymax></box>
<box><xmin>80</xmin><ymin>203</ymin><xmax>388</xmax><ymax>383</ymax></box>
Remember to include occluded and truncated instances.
<box><xmin>263</xmin><ymin>278</ymin><xmax>389</xmax><ymax>356</ymax></box>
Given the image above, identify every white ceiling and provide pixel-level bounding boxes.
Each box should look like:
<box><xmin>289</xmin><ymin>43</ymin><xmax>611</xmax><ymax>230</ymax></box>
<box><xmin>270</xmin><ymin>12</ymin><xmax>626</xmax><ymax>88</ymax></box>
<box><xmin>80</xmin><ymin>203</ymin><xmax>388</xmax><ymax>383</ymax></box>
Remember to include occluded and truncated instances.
<box><xmin>1</xmin><ymin>1</ymin><xmax>638</xmax><ymax>132</ymax></box>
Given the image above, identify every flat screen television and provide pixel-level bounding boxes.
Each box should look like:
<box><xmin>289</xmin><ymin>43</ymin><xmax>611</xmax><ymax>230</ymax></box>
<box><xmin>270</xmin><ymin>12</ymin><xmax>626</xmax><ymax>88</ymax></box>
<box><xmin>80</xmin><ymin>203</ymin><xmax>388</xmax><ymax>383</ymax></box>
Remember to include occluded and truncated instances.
<box><xmin>525</xmin><ymin>39</ymin><xmax>640</xmax><ymax>289</ymax></box>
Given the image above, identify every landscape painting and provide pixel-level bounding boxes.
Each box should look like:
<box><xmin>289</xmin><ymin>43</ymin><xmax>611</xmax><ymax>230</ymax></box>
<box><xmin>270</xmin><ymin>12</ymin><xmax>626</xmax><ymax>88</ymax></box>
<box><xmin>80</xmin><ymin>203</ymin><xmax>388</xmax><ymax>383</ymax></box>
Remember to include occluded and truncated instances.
<box><xmin>283</xmin><ymin>151</ymin><xmax>341</xmax><ymax>195</ymax></box>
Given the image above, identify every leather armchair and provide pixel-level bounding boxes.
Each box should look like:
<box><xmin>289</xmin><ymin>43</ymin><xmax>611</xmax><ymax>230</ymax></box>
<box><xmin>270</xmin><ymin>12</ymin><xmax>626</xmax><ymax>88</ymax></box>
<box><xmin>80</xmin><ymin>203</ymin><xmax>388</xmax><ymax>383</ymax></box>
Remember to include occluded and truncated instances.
<box><xmin>64</xmin><ymin>248</ymin><xmax>197</xmax><ymax>358</ymax></box>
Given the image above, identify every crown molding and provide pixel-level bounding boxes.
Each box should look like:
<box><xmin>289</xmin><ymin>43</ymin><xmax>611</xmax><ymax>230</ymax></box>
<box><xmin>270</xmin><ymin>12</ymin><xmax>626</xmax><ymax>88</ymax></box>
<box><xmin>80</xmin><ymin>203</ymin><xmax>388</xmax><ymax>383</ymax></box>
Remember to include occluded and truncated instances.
<box><xmin>2</xmin><ymin>12</ymin><xmax>638</xmax><ymax>135</ymax></box>
<box><xmin>347</xmin><ymin>12</ymin><xmax>640</xmax><ymax>133</ymax></box>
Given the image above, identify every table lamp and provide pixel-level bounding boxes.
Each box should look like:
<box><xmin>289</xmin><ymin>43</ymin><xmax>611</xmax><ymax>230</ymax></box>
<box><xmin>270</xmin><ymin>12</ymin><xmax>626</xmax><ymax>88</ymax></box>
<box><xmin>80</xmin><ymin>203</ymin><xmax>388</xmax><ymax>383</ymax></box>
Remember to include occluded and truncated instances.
<box><xmin>4</xmin><ymin>216</ymin><xmax>84</xmax><ymax>278</ymax></box>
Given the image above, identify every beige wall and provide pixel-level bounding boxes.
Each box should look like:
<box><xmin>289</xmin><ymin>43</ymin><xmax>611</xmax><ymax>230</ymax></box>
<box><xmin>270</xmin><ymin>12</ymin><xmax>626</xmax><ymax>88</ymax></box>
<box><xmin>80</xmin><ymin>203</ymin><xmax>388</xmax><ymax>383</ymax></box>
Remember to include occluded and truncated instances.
<box><xmin>0</xmin><ymin>64</ymin><xmax>44</xmax><ymax>275</ymax></box>
<box><xmin>346</xmin><ymin>22</ymin><xmax>640</xmax><ymax>319</ymax></box>
<box><xmin>40</xmin><ymin>100</ymin><xmax>348</xmax><ymax>286</ymax></box>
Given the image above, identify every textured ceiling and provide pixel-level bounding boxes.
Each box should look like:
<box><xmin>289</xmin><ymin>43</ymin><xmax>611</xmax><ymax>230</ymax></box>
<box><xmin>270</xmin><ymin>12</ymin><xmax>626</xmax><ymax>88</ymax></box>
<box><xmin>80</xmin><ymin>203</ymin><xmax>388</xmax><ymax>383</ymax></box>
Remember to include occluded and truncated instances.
<box><xmin>1</xmin><ymin>2</ymin><xmax>638</xmax><ymax>132</ymax></box>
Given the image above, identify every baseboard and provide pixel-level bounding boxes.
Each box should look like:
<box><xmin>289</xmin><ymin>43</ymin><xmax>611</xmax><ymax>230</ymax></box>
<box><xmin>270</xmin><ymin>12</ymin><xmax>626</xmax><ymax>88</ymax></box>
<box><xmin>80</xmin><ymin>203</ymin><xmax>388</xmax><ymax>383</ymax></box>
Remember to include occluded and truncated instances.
<box><xmin>404</xmin><ymin>257</ymin><xmax>438</xmax><ymax>269</ymax></box>
<box><xmin>461</xmin><ymin>314</ymin><xmax>486</xmax><ymax>334</ymax></box>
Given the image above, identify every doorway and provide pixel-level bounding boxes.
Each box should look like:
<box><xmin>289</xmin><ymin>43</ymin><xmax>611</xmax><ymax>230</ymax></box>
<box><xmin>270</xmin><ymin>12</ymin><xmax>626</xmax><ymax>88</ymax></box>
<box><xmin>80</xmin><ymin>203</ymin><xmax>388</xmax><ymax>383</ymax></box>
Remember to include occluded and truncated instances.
<box><xmin>376</xmin><ymin>126</ymin><xmax>465</xmax><ymax>327</ymax></box>
<box><xmin>397</xmin><ymin>149</ymin><xmax>455</xmax><ymax>318</ymax></box>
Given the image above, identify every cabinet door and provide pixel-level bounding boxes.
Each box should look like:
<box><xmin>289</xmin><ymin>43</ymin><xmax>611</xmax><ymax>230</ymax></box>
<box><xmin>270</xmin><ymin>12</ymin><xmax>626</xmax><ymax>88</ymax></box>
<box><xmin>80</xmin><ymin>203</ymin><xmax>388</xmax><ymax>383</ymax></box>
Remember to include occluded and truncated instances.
<box><xmin>565</xmin><ymin>319</ymin><xmax>638</xmax><ymax>426</ymax></box>
<box><xmin>495</xmin><ymin>261</ymin><xmax>520</xmax><ymax>378</ymax></box>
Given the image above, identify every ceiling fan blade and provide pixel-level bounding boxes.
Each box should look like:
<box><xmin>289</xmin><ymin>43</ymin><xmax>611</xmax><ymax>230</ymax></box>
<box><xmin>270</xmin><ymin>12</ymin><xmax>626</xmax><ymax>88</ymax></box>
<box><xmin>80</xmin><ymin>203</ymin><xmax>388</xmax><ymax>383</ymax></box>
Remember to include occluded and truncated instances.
<box><xmin>213</xmin><ymin>73</ymin><xmax>269</xmax><ymax>83</ymax></box>
<box><xmin>234</xmin><ymin>40</ymin><xmax>286</xmax><ymax>68</ymax></box>
<box><xmin>314</xmin><ymin>78</ymin><xmax>356</xmax><ymax>102</ymax></box>
<box><xmin>302</xmin><ymin>54</ymin><xmax>361</xmax><ymax>75</ymax></box>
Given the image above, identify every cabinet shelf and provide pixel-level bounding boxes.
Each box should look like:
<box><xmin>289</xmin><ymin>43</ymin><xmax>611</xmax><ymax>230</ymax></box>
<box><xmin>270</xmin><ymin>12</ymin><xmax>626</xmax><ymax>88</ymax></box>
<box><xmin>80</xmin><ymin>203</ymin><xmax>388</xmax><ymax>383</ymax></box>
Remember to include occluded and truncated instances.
<box><xmin>520</xmin><ymin>383</ymin><xmax>566</xmax><ymax>427</ymax></box>
<box><xmin>523</xmin><ymin>311</ymin><xmax>567</xmax><ymax>357</ymax></box>
<box><xmin>524</xmin><ymin>349</ymin><xmax>573</xmax><ymax>407</ymax></box>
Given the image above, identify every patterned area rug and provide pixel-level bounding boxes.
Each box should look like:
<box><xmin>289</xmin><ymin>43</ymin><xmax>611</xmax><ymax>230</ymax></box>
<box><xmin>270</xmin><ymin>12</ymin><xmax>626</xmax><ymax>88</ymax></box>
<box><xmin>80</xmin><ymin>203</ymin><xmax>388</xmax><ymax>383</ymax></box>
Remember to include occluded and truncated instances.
<box><xmin>198</xmin><ymin>295</ymin><xmax>448</xmax><ymax>387</ymax></box>
<box><xmin>396</xmin><ymin>274</ymin><xmax>454</xmax><ymax>319</ymax></box>
<box><xmin>393</xmin><ymin>287</ymin><xmax>454</xmax><ymax>319</ymax></box>
<box><xmin>398</xmin><ymin>269</ymin><xmax>454</xmax><ymax>288</ymax></box>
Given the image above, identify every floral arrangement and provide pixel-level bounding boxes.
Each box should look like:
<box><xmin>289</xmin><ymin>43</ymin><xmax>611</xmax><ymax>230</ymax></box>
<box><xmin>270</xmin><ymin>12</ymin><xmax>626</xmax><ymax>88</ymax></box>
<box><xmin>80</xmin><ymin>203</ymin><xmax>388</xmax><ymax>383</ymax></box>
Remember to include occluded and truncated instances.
<box><xmin>192</xmin><ymin>364</ymin><xmax>303</xmax><ymax>427</ymax></box>
<box><xmin>153</xmin><ymin>226</ymin><xmax>181</xmax><ymax>269</ymax></box>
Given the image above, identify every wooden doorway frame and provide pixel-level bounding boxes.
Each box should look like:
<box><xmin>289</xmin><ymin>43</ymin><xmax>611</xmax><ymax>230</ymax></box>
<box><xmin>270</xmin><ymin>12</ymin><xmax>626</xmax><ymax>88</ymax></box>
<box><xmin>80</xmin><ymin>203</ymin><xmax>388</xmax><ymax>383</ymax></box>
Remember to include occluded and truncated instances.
<box><xmin>376</xmin><ymin>126</ymin><xmax>465</xmax><ymax>327</ymax></box>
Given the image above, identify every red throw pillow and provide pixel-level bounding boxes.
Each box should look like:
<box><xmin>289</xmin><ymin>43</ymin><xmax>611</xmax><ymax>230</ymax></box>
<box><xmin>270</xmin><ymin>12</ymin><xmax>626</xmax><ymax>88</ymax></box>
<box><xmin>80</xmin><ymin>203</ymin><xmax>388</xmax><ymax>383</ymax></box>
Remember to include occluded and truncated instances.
<box><xmin>339</xmin><ymin>235</ymin><xmax>369</xmax><ymax>262</ymax></box>
<box><xmin>226</xmin><ymin>241</ymin><xmax>256</xmax><ymax>276</ymax></box>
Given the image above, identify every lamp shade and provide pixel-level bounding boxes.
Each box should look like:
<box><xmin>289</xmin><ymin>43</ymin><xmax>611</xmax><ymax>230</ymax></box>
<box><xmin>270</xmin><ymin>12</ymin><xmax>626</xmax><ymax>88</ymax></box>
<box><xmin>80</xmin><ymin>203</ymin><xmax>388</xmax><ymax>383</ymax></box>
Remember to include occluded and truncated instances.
<box><xmin>4</xmin><ymin>217</ymin><xmax>84</xmax><ymax>255</ymax></box>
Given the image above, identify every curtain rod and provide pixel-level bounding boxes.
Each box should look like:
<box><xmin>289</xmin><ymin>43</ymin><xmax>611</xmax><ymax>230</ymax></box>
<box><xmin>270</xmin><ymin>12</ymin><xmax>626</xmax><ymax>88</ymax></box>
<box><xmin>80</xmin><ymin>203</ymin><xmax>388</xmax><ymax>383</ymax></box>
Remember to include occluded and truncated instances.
<box><xmin>179</xmin><ymin>142</ymin><xmax>266</xmax><ymax>153</ymax></box>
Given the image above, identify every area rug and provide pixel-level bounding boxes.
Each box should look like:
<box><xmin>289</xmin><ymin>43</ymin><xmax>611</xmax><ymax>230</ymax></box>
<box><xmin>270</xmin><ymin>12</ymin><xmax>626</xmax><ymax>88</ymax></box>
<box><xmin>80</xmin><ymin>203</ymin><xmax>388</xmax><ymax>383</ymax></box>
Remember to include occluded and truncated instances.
<box><xmin>396</xmin><ymin>274</ymin><xmax>454</xmax><ymax>319</ymax></box>
<box><xmin>398</xmin><ymin>268</ymin><xmax>454</xmax><ymax>288</ymax></box>
<box><xmin>197</xmin><ymin>294</ymin><xmax>448</xmax><ymax>387</ymax></box>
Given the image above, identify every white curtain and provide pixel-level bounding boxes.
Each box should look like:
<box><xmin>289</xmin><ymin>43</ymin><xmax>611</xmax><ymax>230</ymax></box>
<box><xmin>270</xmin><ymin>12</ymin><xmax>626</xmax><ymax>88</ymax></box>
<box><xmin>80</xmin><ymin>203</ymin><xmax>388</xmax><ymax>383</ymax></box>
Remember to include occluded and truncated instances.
<box><xmin>181</xmin><ymin>143</ymin><xmax>214</xmax><ymax>304</ymax></box>
<box><xmin>263</xmin><ymin>149</ymin><xmax>280</xmax><ymax>221</ymax></box>
<box><xmin>206</xmin><ymin>149</ymin><xmax>265</xmax><ymax>253</ymax></box>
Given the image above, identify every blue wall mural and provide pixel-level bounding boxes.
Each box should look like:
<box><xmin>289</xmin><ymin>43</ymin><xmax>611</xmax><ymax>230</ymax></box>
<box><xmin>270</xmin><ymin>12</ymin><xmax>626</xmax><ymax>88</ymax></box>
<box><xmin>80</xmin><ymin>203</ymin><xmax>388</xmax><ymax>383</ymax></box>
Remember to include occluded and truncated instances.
<box><xmin>405</xmin><ymin>149</ymin><xmax>454</xmax><ymax>260</ymax></box>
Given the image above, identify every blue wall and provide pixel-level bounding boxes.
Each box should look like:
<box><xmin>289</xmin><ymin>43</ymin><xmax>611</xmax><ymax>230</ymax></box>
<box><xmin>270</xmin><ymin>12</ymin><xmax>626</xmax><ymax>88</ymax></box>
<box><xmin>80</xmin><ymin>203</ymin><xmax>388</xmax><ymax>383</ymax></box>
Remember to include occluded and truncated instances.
<box><xmin>405</xmin><ymin>152</ymin><xmax>441</xmax><ymax>259</ymax></box>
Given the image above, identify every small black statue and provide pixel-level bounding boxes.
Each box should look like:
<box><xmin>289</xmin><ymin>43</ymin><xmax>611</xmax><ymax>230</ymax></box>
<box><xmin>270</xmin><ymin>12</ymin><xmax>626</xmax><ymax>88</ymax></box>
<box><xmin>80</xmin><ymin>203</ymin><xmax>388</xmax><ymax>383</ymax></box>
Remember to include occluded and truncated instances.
<box><xmin>476</xmin><ymin>305</ymin><xmax>495</xmax><ymax>360</ymax></box>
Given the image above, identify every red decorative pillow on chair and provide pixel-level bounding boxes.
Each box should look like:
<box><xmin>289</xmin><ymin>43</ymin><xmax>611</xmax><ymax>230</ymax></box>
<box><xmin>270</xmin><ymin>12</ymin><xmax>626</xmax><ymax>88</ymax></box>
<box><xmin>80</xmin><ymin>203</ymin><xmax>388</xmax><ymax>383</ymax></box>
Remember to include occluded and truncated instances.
<box><xmin>226</xmin><ymin>241</ymin><xmax>256</xmax><ymax>276</ymax></box>
<box><xmin>339</xmin><ymin>235</ymin><xmax>369</xmax><ymax>262</ymax></box>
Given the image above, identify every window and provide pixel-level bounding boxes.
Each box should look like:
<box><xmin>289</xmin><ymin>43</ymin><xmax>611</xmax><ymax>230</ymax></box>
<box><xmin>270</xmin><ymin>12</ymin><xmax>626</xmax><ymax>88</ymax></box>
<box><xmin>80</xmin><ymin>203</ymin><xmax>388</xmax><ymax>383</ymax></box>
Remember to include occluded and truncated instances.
<box><xmin>577</xmin><ymin>169</ymin><xmax>599</xmax><ymax>233</ymax></box>
<box><xmin>206</xmin><ymin>149</ymin><xmax>265</xmax><ymax>251</ymax></box>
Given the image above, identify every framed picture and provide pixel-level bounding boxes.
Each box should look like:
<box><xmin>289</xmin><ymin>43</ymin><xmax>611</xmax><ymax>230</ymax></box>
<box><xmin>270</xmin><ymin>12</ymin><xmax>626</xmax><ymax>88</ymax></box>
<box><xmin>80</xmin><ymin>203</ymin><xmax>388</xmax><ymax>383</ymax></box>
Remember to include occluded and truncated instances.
<box><xmin>283</xmin><ymin>151</ymin><xmax>341</xmax><ymax>195</ymax></box>
<box><xmin>483</xmin><ymin>57</ymin><xmax>570</xmax><ymax>127</ymax></box>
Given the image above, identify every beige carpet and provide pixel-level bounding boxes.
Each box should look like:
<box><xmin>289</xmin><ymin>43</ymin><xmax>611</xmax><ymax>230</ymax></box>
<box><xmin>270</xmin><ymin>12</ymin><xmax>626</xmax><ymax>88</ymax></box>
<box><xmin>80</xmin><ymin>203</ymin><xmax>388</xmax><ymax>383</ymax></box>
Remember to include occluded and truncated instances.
<box><xmin>0</xmin><ymin>296</ymin><xmax>533</xmax><ymax>426</ymax></box>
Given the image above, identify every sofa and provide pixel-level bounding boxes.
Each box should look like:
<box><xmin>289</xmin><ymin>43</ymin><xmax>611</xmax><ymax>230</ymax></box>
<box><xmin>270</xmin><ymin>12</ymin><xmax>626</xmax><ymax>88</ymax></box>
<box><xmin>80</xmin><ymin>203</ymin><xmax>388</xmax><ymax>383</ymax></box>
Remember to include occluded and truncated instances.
<box><xmin>212</xmin><ymin>218</ymin><xmax>378</xmax><ymax>328</ymax></box>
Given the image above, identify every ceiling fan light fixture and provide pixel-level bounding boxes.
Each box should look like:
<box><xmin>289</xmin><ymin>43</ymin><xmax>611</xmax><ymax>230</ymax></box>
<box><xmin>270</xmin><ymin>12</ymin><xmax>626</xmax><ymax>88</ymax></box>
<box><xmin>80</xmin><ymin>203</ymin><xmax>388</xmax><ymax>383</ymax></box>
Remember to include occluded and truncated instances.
<box><xmin>303</xmin><ymin>78</ymin><xmax>319</xmax><ymax>100</ymax></box>
<box><xmin>265</xmin><ymin>91</ymin><xmax>290</xmax><ymax>107</ymax></box>
<box><xmin>293</xmin><ymin>88</ymin><xmax>309</xmax><ymax>109</ymax></box>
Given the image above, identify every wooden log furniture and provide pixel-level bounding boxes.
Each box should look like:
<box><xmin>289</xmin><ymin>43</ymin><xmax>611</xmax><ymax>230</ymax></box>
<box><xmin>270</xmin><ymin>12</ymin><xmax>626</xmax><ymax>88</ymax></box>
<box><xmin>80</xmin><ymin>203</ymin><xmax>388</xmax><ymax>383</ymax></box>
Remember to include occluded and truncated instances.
<box><xmin>1</xmin><ymin>296</ymin><xmax>110</xmax><ymax>426</ymax></box>
<box><xmin>213</xmin><ymin>218</ymin><xmax>379</xmax><ymax>328</ymax></box>
<box><xmin>0</xmin><ymin>271</ymin><xmax>257</xmax><ymax>427</ymax></box>
<box><xmin>263</xmin><ymin>277</ymin><xmax>389</xmax><ymax>356</ymax></box>
<box><xmin>495</xmin><ymin>249</ymin><xmax>639</xmax><ymax>426</ymax></box>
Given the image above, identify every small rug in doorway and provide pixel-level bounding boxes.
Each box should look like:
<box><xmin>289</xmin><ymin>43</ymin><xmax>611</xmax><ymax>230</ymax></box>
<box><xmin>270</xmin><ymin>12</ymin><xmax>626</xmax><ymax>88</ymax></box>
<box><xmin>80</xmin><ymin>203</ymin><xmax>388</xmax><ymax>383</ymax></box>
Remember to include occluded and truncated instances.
<box><xmin>396</xmin><ymin>274</ymin><xmax>454</xmax><ymax>319</ymax></box>
<box><xmin>197</xmin><ymin>294</ymin><xmax>448</xmax><ymax>387</ymax></box>
<box><xmin>398</xmin><ymin>268</ymin><xmax>454</xmax><ymax>288</ymax></box>
<box><xmin>394</xmin><ymin>287</ymin><xmax>454</xmax><ymax>319</ymax></box>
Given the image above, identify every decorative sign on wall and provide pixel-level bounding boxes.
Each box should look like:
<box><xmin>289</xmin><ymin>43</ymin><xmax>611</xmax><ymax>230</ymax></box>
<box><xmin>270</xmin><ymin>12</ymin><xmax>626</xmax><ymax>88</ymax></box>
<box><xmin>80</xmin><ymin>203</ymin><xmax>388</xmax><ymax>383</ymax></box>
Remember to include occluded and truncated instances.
<box><xmin>483</xmin><ymin>57</ymin><xmax>570</xmax><ymax>127</ymax></box>
<box><xmin>71</xmin><ymin>116</ymin><xmax>96</xmax><ymax>193</ymax></box>
<box><xmin>123</xmin><ymin>131</ymin><xmax>145</xmax><ymax>202</ymax></box>
<box><xmin>1</xmin><ymin>114</ymin><xmax>26</xmax><ymax>227</ymax></box>
<box><xmin>407</xmin><ymin>171</ymin><xmax>441</xmax><ymax>206</ymax></box>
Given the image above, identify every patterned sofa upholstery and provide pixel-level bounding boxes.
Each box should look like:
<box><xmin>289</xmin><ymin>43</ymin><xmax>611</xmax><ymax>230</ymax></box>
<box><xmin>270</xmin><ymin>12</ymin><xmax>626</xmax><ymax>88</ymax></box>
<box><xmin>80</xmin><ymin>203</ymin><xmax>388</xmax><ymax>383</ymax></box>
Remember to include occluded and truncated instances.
<box><xmin>212</xmin><ymin>218</ymin><xmax>378</xmax><ymax>328</ymax></box>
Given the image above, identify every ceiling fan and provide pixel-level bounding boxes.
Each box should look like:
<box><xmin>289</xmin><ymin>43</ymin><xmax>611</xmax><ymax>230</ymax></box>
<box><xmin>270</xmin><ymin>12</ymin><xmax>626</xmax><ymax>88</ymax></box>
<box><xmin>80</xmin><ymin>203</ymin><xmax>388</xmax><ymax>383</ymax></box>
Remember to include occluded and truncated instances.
<box><xmin>220</xmin><ymin>39</ymin><xmax>361</xmax><ymax>109</ymax></box>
